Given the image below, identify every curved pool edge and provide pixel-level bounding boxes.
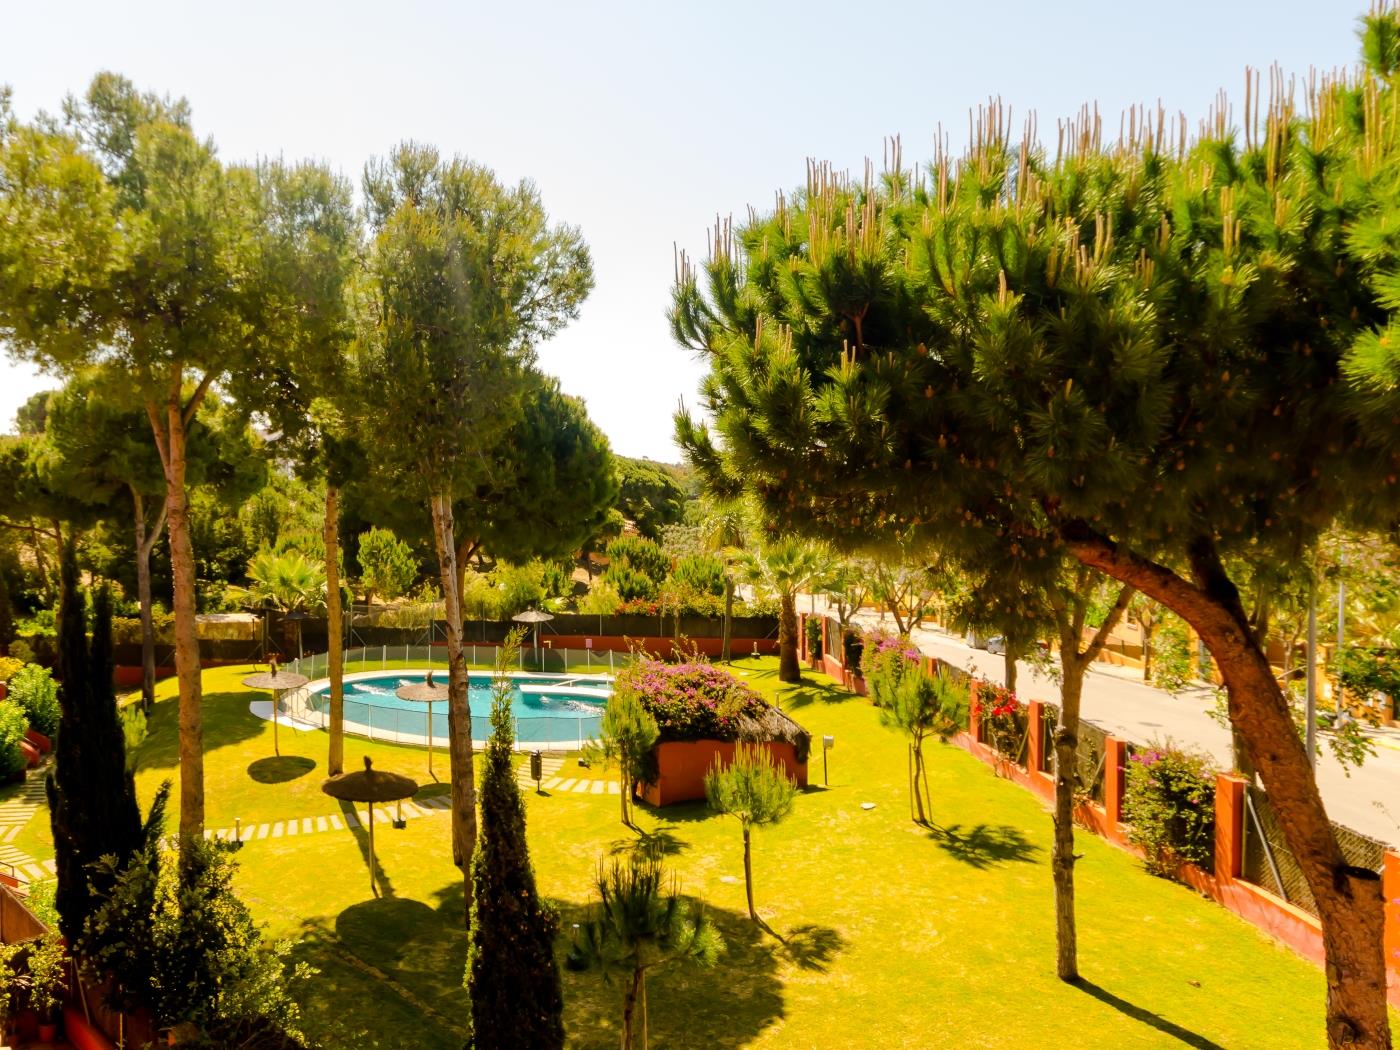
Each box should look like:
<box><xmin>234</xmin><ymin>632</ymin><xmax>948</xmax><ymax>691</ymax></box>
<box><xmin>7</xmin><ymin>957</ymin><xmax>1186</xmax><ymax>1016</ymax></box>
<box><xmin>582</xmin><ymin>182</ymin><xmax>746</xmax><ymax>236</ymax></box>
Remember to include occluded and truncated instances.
<box><xmin>283</xmin><ymin>667</ymin><xmax>615</xmax><ymax>753</ymax></box>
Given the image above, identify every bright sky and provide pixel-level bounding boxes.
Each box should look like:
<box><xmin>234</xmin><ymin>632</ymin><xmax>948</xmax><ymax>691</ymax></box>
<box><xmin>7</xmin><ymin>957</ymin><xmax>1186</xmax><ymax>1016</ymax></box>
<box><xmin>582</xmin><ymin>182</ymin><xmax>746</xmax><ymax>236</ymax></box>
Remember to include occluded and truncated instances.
<box><xmin>0</xmin><ymin>0</ymin><xmax>1364</xmax><ymax>459</ymax></box>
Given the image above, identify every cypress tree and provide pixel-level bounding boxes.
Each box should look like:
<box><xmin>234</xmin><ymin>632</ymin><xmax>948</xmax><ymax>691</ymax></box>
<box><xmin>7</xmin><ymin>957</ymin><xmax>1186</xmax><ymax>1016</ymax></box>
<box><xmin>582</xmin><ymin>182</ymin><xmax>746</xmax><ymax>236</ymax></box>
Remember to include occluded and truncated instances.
<box><xmin>46</xmin><ymin>544</ymin><xmax>142</xmax><ymax>943</ymax></box>
<box><xmin>464</xmin><ymin>633</ymin><xmax>564</xmax><ymax>1050</ymax></box>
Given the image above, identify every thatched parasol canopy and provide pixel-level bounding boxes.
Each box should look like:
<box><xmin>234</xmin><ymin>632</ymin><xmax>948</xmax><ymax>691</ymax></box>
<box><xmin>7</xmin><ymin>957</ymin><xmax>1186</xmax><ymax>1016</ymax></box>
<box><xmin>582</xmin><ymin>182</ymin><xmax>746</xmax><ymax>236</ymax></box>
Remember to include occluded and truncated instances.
<box><xmin>241</xmin><ymin>670</ymin><xmax>310</xmax><ymax>691</ymax></box>
<box><xmin>511</xmin><ymin>609</ymin><xmax>554</xmax><ymax>624</ymax></box>
<box><xmin>394</xmin><ymin>672</ymin><xmax>450</xmax><ymax>704</ymax></box>
<box><xmin>322</xmin><ymin>755</ymin><xmax>418</xmax><ymax>805</ymax></box>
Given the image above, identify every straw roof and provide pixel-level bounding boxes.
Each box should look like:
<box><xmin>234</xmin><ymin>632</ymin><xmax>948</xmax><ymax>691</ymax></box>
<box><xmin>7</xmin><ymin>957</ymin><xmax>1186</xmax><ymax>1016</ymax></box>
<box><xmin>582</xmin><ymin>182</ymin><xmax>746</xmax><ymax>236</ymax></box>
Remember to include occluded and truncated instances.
<box><xmin>733</xmin><ymin>704</ymin><xmax>812</xmax><ymax>763</ymax></box>
<box><xmin>242</xmin><ymin>670</ymin><xmax>310</xmax><ymax>691</ymax></box>
<box><xmin>321</xmin><ymin>756</ymin><xmax>418</xmax><ymax>804</ymax></box>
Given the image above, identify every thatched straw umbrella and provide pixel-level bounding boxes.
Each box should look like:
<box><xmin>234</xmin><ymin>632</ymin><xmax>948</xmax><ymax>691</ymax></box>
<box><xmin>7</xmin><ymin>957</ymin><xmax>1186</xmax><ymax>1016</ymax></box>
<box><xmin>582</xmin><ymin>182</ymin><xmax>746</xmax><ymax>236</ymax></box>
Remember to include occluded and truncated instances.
<box><xmin>242</xmin><ymin>665</ymin><xmax>309</xmax><ymax>757</ymax></box>
<box><xmin>321</xmin><ymin>756</ymin><xmax>418</xmax><ymax>896</ymax></box>
<box><xmin>512</xmin><ymin>608</ymin><xmax>554</xmax><ymax>667</ymax></box>
<box><xmin>396</xmin><ymin>671</ymin><xmax>450</xmax><ymax>780</ymax></box>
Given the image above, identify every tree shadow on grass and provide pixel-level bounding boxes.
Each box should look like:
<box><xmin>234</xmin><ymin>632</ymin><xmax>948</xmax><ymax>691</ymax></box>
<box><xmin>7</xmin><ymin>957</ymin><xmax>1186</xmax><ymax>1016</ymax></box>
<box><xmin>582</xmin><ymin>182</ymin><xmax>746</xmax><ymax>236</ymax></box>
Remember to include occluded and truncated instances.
<box><xmin>780</xmin><ymin>923</ymin><xmax>847</xmax><ymax>973</ymax></box>
<box><xmin>927</xmin><ymin>822</ymin><xmax>1039</xmax><ymax>869</ymax></box>
<box><xmin>608</xmin><ymin>824</ymin><xmax>689</xmax><ymax>860</ymax></box>
<box><xmin>246</xmin><ymin>755</ymin><xmax>315</xmax><ymax>783</ymax></box>
<box><xmin>780</xmin><ymin>678</ymin><xmax>856</xmax><ymax>712</ymax></box>
<box><xmin>1073</xmin><ymin>979</ymin><xmax>1227</xmax><ymax>1050</ymax></box>
<box><xmin>289</xmin><ymin>918</ymin><xmax>466</xmax><ymax>1050</ymax></box>
<box><xmin>136</xmin><ymin>687</ymin><xmax>269</xmax><ymax>773</ymax></box>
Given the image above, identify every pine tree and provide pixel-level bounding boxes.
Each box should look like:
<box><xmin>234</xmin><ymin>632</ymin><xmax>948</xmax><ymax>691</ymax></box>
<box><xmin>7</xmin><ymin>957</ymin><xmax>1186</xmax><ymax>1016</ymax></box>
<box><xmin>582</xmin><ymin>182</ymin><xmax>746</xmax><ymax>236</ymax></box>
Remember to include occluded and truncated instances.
<box><xmin>464</xmin><ymin>632</ymin><xmax>564</xmax><ymax>1050</ymax></box>
<box><xmin>46</xmin><ymin>544</ymin><xmax>142</xmax><ymax>943</ymax></box>
<box><xmin>703</xmin><ymin>743</ymin><xmax>796</xmax><ymax>935</ymax></box>
<box><xmin>580</xmin><ymin>857</ymin><xmax>723</xmax><ymax>1050</ymax></box>
<box><xmin>672</xmin><ymin>14</ymin><xmax>1400</xmax><ymax>1041</ymax></box>
<box><xmin>587</xmin><ymin>684</ymin><xmax>659</xmax><ymax>828</ymax></box>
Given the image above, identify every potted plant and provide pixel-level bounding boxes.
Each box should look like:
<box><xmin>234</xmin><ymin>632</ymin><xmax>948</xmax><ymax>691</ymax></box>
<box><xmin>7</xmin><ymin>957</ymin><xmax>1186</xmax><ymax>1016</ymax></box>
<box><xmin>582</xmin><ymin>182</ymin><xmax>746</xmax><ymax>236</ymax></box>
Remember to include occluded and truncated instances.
<box><xmin>25</xmin><ymin>935</ymin><xmax>64</xmax><ymax>1043</ymax></box>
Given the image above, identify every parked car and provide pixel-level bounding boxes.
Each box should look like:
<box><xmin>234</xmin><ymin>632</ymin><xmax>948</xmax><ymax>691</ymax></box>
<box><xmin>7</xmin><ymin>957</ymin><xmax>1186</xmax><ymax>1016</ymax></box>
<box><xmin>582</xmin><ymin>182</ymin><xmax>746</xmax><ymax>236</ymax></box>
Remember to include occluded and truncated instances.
<box><xmin>985</xmin><ymin>635</ymin><xmax>1007</xmax><ymax>655</ymax></box>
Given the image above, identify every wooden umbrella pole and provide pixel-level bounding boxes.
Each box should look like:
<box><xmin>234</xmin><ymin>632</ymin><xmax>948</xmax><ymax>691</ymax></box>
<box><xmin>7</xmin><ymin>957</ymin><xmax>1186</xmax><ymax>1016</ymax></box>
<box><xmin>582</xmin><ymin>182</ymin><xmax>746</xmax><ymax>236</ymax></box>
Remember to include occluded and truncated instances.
<box><xmin>369</xmin><ymin>801</ymin><xmax>376</xmax><ymax>896</ymax></box>
<box><xmin>427</xmin><ymin>701</ymin><xmax>434</xmax><ymax>779</ymax></box>
<box><xmin>273</xmin><ymin>688</ymin><xmax>280</xmax><ymax>757</ymax></box>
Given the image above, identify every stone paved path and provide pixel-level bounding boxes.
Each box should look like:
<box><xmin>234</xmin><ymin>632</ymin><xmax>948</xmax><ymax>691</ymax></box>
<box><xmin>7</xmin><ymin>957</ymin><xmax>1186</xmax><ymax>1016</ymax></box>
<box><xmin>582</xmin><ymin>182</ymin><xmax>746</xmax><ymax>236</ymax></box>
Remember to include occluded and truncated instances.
<box><xmin>162</xmin><ymin>756</ymin><xmax>616</xmax><ymax>849</ymax></box>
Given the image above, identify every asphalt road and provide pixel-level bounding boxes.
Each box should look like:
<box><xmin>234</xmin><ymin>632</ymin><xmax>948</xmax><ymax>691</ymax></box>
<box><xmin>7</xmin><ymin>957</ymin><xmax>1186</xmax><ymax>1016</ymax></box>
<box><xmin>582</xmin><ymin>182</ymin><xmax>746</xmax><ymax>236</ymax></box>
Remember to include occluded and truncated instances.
<box><xmin>813</xmin><ymin>600</ymin><xmax>1400</xmax><ymax>847</ymax></box>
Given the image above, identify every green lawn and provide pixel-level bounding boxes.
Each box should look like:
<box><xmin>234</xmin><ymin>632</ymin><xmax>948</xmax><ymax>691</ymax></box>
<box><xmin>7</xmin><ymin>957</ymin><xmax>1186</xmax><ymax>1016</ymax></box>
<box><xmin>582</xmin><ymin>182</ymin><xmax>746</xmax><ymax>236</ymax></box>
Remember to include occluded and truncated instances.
<box><xmin>36</xmin><ymin>658</ymin><xmax>1354</xmax><ymax>1046</ymax></box>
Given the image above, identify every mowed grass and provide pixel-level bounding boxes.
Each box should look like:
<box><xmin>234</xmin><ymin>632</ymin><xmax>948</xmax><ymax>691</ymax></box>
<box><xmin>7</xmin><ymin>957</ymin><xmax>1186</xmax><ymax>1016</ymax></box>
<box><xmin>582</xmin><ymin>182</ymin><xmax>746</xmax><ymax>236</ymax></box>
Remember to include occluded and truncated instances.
<box><xmin>40</xmin><ymin>657</ymin><xmax>1357</xmax><ymax>1047</ymax></box>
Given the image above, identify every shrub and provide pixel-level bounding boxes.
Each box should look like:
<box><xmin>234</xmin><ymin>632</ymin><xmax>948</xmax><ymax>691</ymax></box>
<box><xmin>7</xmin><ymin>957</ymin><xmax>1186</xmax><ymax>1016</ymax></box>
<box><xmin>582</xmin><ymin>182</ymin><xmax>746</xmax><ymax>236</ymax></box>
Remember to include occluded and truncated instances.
<box><xmin>9</xmin><ymin>664</ymin><xmax>59</xmax><ymax>738</ymax></box>
<box><xmin>615</xmin><ymin>659</ymin><xmax>767</xmax><ymax>743</ymax></box>
<box><xmin>495</xmin><ymin>562</ymin><xmax>547</xmax><ymax>617</ymax></box>
<box><xmin>670</xmin><ymin>555</ymin><xmax>725</xmax><ymax>596</ymax></box>
<box><xmin>121</xmin><ymin>704</ymin><xmax>148</xmax><ymax>769</ymax></box>
<box><xmin>804</xmin><ymin>618</ymin><xmax>822</xmax><ymax>660</ymax></box>
<box><xmin>605</xmin><ymin>537</ymin><xmax>670</xmax><ymax>583</ymax></box>
<box><xmin>0</xmin><ymin>658</ymin><xmax>21</xmax><ymax>684</ymax></box>
<box><xmin>578</xmin><ymin>581</ymin><xmax>623</xmax><ymax>616</ymax></box>
<box><xmin>1123</xmin><ymin>745</ymin><xmax>1217</xmax><ymax>876</ymax></box>
<box><xmin>0</xmin><ymin>702</ymin><xmax>26</xmax><ymax>777</ymax></box>
<box><xmin>603</xmin><ymin>564</ymin><xmax>658</xmax><ymax>602</ymax></box>
<box><xmin>977</xmin><ymin>683</ymin><xmax>1022</xmax><ymax>761</ymax></box>
<box><xmin>862</xmin><ymin>634</ymin><xmax>920</xmax><ymax>706</ymax></box>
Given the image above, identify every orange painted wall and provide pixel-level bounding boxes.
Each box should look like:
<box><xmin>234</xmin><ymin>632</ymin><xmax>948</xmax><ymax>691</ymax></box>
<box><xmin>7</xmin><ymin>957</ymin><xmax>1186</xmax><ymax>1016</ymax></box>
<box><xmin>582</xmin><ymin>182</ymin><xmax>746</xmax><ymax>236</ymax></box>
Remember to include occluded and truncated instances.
<box><xmin>639</xmin><ymin>739</ymin><xmax>808</xmax><ymax>807</ymax></box>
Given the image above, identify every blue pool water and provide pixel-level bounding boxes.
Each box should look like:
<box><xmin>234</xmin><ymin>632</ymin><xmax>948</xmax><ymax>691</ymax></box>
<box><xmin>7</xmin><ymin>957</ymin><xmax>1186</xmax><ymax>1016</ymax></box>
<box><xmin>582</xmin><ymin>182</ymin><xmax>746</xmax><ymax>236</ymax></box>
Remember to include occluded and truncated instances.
<box><xmin>304</xmin><ymin>671</ymin><xmax>611</xmax><ymax>746</ymax></box>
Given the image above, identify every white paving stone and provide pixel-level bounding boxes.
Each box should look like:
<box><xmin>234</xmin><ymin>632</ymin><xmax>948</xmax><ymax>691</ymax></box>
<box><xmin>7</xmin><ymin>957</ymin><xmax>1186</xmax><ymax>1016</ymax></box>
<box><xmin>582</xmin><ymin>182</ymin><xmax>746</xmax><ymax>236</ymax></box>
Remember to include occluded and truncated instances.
<box><xmin>555</xmin><ymin>779</ymin><xmax>577</xmax><ymax>792</ymax></box>
<box><xmin>316</xmin><ymin>816</ymin><xmax>329</xmax><ymax>833</ymax></box>
<box><xmin>329</xmin><ymin>815</ymin><xmax>344</xmax><ymax>830</ymax></box>
<box><xmin>590</xmin><ymin>780</ymin><xmax>606</xmax><ymax>795</ymax></box>
<box><xmin>272</xmin><ymin>822</ymin><xmax>284</xmax><ymax>838</ymax></box>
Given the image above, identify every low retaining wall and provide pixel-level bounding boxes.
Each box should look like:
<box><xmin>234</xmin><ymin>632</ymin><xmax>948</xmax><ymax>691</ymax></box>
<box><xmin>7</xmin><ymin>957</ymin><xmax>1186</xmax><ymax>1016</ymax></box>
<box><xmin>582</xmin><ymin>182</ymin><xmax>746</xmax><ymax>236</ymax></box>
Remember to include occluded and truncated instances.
<box><xmin>950</xmin><ymin>678</ymin><xmax>1400</xmax><ymax>1004</ymax></box>
<box><xmin>640</xmin><ymin>740</ymin><xmax>807</xmax><ymax>807</ymax></box>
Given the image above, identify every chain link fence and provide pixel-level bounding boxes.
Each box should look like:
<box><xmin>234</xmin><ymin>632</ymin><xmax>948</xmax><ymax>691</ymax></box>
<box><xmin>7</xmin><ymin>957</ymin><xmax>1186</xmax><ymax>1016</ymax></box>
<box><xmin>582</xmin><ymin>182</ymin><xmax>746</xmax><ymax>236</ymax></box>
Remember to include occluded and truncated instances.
<box><xmin>1242</xmin><ymin>785</ymin><xmax>1388</xmax><ymax>916</ymax></box>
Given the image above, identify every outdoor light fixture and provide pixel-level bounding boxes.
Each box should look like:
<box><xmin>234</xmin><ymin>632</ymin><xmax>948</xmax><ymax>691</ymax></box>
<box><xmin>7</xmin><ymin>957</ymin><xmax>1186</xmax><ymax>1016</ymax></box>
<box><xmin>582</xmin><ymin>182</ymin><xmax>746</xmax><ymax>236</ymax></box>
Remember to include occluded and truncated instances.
<box><xmin>234</xmin><ymin>816</ymin><xmax>242</xmax><ymax>848</ymax></box>
<box><xmin>393</xmin><ymin>800</ymin><xmax>406</xmax><ymax>830</ymax></box>
<box><xmin>823</xmin><ymin>734</ymin><xmax>834</xmax><ymax>787</ymax></box>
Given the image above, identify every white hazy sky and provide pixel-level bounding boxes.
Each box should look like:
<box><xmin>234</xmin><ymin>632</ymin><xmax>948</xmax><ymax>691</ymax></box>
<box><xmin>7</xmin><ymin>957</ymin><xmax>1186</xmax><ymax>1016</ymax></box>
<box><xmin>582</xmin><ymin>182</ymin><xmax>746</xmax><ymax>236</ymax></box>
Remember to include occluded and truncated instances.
<box><xmin>0</xmin><ymin>0</ymin><xmax>1365</xmax><ymax>459</ymax></box>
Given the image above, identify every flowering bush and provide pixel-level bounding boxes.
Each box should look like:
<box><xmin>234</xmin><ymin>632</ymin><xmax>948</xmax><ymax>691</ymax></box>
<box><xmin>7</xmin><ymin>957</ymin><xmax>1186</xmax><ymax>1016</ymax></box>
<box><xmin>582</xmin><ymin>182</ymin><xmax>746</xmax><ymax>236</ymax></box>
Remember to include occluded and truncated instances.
<box><xmin>862</xmin><ymin>634</ymin><xmax>920</xmax><ymax>707</ymax></box>
<box><xmin>975</xmin><ymin>682</ymin><xmax>1022</xmax><ymax>759</ymax></box>
<box><xmin>614</xmin><ymin>658</ymin><xmax>767</xmax><ymax>742</ymax></box>
<box><xmin>1123</xmin><ymin>745</ymin><xmax>1216</xmax><ymax>876</ymax></box>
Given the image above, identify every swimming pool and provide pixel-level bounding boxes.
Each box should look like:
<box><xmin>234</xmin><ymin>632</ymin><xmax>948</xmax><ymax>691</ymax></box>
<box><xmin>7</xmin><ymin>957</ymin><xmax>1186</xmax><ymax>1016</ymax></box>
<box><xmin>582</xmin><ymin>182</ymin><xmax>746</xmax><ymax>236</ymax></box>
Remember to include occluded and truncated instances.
<box><xmin>296</xmin><ymin>670</ymin><xmax>613</xmax><ymax>749</ymax></box>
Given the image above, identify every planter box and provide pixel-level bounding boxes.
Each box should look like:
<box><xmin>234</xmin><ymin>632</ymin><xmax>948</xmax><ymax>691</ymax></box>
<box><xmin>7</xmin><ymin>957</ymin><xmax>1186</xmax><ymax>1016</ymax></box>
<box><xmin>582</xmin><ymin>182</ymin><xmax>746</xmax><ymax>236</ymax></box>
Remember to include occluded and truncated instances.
<box><xmin>639</xmin><ymin>740</ymin><xmax>808</xmax><ymax>807</ymax></box>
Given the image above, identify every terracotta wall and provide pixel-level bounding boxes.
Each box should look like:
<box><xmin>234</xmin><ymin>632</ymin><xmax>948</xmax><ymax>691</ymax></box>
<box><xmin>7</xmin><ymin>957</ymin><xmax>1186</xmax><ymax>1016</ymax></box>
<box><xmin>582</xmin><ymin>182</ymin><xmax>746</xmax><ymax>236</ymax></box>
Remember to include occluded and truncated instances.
<box><xmin>639</xmin><ymin>739</ymin><xmax>807</xmax><ymax>807</ymax></box>
<box><xmin>949</xmin><ymin>664</ymin><xmax>1400</xmax><ymax>1004</ymax></box>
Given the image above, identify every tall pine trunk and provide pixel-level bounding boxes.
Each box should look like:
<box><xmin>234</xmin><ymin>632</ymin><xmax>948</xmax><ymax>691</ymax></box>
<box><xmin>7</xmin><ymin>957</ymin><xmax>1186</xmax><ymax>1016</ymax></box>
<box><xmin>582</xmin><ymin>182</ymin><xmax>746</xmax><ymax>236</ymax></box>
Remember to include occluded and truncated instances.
<box><xmin>131</xmin><ymin>487</ymin><xmax>164</xmax><ymax>715</ymax></box>
<box><xmin>778</xmin><ymin>594</ymin><xmax>800</xmax><ymax>683</ymax></box>
<box><xmin>325</xmin><ymin>485</ymin><xmax>345</xmax><ymax>776</ymax></box>
<box><xmin>1068</xmin><ymin>529</ymin><xmax>1389</xmax><ymax>1050</ymax></box>
<box><xmin>1051</xmin><ymin>651</ymin><xmax>1085</xmax><ymax>981</ymax></box>
<box><xmin>1004</xmin><ymin>643</ymin><xmax>1018</xmax><ymax>695</ymax></box>
<box><xmin>430</xmin><ymin>491</ymin><xmax>477</xmax><ymax>922</ymax></box>
<box><xmin>151</xmin><ymin>391</ymin><xmax>204</xmax><ymax>847</ymax></box>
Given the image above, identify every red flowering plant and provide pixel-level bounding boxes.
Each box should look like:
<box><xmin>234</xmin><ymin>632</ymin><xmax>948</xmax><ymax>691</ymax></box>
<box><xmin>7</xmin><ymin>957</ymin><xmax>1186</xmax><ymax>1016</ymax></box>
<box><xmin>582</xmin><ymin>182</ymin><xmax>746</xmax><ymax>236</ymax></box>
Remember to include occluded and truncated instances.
<box><xmin>978</xmin><ymin>682</ymin><xmax>1024</xmax><ymax>763</ymax></box>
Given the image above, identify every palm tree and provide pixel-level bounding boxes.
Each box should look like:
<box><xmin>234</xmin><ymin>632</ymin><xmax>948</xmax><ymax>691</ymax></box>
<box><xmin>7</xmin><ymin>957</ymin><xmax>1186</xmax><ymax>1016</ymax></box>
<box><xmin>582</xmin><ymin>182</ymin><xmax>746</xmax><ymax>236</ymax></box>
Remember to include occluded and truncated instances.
<box><xmin>580</xmin><ymin>857</ymin><xmax>723</xmax><ymax>1050</ymax></box>
<box><xmin>234</xmin><ymin>548</ymin><xmax>327</xmax><ymax>659</ymax></box>
<box><xmin>700</xmin><ymin>505</ymin><xmax>748</xmax><ymax>663</ymax></box>
<box><xmin>736</xmin><ymin>537</ymin><xmax>832</xmax><ymax>683</ymax></box>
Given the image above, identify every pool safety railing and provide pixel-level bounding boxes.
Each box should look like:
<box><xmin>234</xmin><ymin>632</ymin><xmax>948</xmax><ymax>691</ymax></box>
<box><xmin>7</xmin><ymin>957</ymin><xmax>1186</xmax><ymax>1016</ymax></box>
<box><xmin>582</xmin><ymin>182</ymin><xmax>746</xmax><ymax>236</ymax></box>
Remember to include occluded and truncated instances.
<box><xmin>281</xmin><ymin>644</ymin><xmax>639</xmax><ymax>752</ymax></box>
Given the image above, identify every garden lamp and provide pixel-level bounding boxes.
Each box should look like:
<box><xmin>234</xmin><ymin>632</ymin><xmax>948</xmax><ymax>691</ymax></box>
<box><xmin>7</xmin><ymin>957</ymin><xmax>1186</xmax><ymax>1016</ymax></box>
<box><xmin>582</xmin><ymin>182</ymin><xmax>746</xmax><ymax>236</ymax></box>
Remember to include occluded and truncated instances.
<box><xmin>823</xmin><ymin>734</ymin><xmax>834</xmax><ymax>787</ymax></box>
